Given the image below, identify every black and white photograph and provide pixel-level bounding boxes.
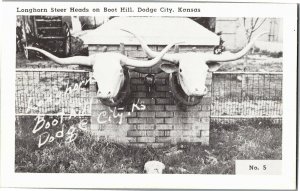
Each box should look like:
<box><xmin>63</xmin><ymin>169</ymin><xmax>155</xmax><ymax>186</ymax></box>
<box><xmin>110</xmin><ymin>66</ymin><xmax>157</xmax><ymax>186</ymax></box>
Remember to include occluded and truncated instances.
<box><xmin>0</xmin><ymin>1</ymin><xmax>297</xmax><ymax>190</ymax></box>
<box><xmin>15</xmin><ymin>15</ymin><xmax>283</xmax><ymax>173</ymax></box>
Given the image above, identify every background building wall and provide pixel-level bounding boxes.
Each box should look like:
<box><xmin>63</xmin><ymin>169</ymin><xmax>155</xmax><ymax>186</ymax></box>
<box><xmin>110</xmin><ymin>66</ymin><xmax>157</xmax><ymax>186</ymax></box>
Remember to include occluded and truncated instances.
<box><xmin>215</xmin><ymin>18</ymin><xmax>283</xmax><ymax>50</ymax></box>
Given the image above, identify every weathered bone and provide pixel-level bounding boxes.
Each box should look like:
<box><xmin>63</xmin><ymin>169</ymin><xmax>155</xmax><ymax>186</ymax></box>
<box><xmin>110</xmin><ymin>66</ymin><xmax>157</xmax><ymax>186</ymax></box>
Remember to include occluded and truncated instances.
<box><xmin>207</xmin><ymin>32</ymin><xmax>268</xmax><ymax>62</ymax></box>
<box><xmin>121</xmin><ymin>29</ymin><xmax>267</xmax><ymax>64</ymax></box>
<box><xmin>120</xmin><ymin>42</ymin><xmax>179</xmax><ymax>67</ymax></box>
<box><xmin>26</xmin><ymin>38</ymin><xmax>177</xmax><ymax>102</ymax></box>
<box><xmin>121</xmin><ymin>29</ymin><xmax>180</xmax><ymax>64</ymax></box>
<box><xmin>25</xmin><ymin>47</ymin><xmax>92</xmax><ymax>66</ymax></box>
<box><xmin>123</xmin><ymin>29</ymin><xmax>268</xmax><ymax>104</ymax></box>
<box><xmin>26</xmin><ymin>41</ymin><xmax>177</xmax><ymax>68</ymax></box>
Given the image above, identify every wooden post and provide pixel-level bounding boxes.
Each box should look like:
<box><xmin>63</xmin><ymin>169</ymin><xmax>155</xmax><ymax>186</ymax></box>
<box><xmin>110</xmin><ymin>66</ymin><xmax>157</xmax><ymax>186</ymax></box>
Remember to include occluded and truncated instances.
<box><xmin>33</xmin><ymin>17</ymin><xmax>38</xmax><ymax>37</ymax></box>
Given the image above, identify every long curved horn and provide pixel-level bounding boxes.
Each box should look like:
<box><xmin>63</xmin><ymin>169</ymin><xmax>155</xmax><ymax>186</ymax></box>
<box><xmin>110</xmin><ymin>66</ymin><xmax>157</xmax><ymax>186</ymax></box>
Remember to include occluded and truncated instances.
<box><xmin>121</xmin><ymin>42</ymin><xmax>178</xmax><ymax>67</ymax></box>
<box><xmin>207</xmin><ymin>32</ymin><xmax>268</xmax><ymax>62</ymax></box>
<box><xmin>121</xmin><ymin>29</ymin><xmax>180</xmax><ymax>64</ymax></box>
<box><xmin>25</xmin><ymin>47</ymin><xmax>92</xmax><ymax>66</ymax></box>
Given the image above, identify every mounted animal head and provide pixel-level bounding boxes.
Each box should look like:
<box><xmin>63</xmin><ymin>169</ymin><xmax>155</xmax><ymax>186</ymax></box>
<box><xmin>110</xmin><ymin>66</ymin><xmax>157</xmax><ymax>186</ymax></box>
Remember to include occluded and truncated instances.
<box><xmin>122</xmin><ymin>29</ymin><xmax>267</xmax><ymax>97</ymax></box>
<box><xmin>26</xmin><ymin>41</ymin><xmax>177</xmax><ymax>100</ymax></box>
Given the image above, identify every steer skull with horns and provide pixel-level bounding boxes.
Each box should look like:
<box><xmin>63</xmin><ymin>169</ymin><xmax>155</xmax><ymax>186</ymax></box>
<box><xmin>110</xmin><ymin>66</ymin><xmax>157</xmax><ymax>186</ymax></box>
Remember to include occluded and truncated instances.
<box><xmin>26</xmin><ymin>39</ymin><xmax>178</xmax><ymax>106</ymax></box>
<box><xmin>122</xmin><ymin>29</ymin><xmax>267</xmax><ymax>106</ymax></box>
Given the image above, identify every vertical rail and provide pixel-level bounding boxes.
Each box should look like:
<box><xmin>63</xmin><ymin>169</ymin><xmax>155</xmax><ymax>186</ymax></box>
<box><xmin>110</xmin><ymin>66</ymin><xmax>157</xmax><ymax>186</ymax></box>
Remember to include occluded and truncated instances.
<box><xmin>210</xmin><ymin>72</ymin><xmax>282</xmax><ymax>121</ymax></box>
<box><xmin>15</xmin><ymin>69</ymin><xmax>91</xmax><ymax>116</ymax></box>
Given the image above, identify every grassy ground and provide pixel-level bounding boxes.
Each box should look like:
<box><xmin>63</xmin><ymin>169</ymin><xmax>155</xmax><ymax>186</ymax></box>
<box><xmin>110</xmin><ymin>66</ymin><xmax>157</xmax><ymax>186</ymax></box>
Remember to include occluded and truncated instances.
<box><xmin>15</xmin><ymin>117</ymin><xmax>281</xmax><ymax>174</ymax></box>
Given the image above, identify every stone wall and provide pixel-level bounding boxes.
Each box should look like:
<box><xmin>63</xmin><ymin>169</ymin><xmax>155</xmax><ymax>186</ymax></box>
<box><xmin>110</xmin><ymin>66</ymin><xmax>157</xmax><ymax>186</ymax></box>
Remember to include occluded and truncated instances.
<box><xmin>88</xmin><ymin>44</ymin><xmax>213</xmax><ymax>147</ymax></box>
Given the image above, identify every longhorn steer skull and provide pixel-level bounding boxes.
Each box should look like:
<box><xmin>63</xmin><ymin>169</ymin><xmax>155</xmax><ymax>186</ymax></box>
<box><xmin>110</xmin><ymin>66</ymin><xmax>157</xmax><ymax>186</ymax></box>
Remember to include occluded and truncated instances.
<box><xmin>122</xmin><ymin>29</ymin><xmax>267</xmax><ymax>105</ymax></box>
<box><xmin>26</xmin><ymin>40</ymin><xmax>177</xmax><ymax>105</ymax></box>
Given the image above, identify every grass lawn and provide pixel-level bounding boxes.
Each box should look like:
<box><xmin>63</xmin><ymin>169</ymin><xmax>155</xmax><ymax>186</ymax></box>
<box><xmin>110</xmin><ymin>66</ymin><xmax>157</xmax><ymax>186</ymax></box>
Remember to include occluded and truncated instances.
<box><xmin>15</xmin><ymin>117</ymin><xmax>281</xmax><ymax>174</ymax></box>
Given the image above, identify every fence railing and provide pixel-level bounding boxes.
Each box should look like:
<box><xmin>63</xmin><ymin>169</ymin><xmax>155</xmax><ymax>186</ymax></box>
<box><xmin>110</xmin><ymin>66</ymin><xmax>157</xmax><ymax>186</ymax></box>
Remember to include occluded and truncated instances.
<box><xmin>15</xmin><ymin>69</ymin><xmax>283</xmax><ymax>123</ymax></box>
<box><xmin>15</xmin><ymin>68</ymin><xmax>91</xmax><ymax>116</ymax></box>
<box><xmin>210</xmin><ymin>72</ymin><xmax>282</xmax><ymax>122</ymax></box>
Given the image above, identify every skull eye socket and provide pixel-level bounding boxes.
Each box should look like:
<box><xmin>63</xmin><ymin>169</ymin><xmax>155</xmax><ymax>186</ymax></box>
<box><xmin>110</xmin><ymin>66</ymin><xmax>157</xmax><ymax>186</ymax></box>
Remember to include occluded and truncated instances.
<box><xmin>179</xmin><ymin>69</ymin><xmax>182</xmax><ymax>73</ymax></box>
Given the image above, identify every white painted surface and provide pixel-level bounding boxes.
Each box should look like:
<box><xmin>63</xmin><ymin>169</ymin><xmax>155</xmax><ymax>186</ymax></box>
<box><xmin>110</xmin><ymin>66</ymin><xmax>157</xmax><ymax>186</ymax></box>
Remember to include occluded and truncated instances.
<box><xmin>81</xmin><ymin>17</ymin><xmax>220</xmax><ymax>46</ymax></box>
